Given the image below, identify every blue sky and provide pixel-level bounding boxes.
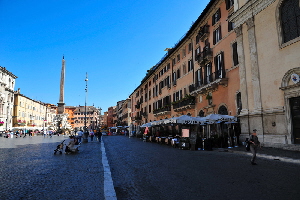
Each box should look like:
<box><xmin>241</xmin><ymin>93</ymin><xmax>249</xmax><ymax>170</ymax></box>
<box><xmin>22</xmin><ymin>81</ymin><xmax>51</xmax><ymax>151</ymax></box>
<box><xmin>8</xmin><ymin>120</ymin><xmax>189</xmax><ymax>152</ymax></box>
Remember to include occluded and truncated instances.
<box><xmin>0</xmin><ymin>0</ymin><xmax>210</xmax><ymax>112</ymax></box>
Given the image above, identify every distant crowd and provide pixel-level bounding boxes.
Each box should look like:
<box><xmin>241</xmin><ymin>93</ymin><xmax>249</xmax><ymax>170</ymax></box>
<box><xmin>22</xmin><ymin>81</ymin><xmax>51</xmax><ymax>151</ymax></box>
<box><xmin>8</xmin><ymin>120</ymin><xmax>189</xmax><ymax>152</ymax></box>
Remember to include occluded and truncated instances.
<box><xmin>1</xmin><ymin>129</ymin><xmax>57</xmax><ymax>138</ymax></box>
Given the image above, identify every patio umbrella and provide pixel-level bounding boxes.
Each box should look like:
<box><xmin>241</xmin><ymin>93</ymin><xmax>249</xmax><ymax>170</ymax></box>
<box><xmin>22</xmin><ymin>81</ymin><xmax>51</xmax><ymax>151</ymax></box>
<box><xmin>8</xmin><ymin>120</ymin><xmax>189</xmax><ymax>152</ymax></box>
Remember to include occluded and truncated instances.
<box><xmin>140</xmin><ymin>122</ymin><xmax>152</xmax><ymax>127</ymax></box>
<box><xmin>151</xmin><ymin>119</ymin><xmax>165</xmax><ymax>126</ymax></box>
<box><xmin>173</xmin><ymin>115</ymin><xmax>199</xmax><ymax>124</ymax></box>
<box><xmin>195</xmin><ymin>117</ymin><xmax>207</xmax><ymax>125</ymax></box>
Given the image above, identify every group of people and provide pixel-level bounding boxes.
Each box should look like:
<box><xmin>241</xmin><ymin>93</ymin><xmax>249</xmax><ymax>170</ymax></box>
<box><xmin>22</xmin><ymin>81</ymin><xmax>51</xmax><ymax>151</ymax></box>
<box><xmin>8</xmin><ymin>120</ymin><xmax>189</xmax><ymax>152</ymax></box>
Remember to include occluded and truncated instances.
<box><xmin>3</xmin><ymin>129</ymin><xmax>36</xmax><ymax>138</ymax></box>
<box><xmin>75</xmin><ymin>129</ymin><xmax>102</xmax><ymax>143</ymax></box>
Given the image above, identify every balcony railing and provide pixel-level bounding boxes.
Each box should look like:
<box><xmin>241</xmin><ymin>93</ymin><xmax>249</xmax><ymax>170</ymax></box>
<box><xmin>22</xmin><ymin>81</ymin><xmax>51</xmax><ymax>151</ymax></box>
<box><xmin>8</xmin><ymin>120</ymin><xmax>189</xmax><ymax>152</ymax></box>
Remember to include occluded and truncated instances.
<box><xmin>189</xmin><ymin>69</ymin><xmax>228</xmax><ymax>95</ymax></box>
<box><xmin>172</xmin><ymin>96</ymin><xmax>195</xmax><ymax>110</ymax></box>
<box><xmin>134</xmin><ymin>116</ymin><xmax>142</xmax><ymax>121</ymax></box>
<box><xmin>135</xmin><ymin>104</ymin><xmax>140</xmax><ymax>109</ymax></box>
<box><xmin>153</xmin><ymin>105</ymin><xmax>171</xmax><ymax>115</ymax></box>
<box><xmin>198</xmin><ymin>25</ymin><xmax>209</xmax><ymax>41</ymax></box>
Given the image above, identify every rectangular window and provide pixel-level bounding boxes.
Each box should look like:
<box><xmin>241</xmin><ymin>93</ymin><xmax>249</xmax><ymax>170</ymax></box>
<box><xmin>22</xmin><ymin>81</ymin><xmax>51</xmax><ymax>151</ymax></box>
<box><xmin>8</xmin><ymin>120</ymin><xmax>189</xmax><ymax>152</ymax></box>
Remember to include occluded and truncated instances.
<box><xmin>226</xmin><ymin>0</ymin><xmax>234</xmax><ymax>10</ymax></box>
<box><xmin>232</xmin><ymin>42</ymin><xmax>239</xmax><ymax>66</ymax></box>
<box><xmin>172</xmin><ymin>72</ymin><xmax>177</xmax><ymax>85</ymax></box>
<box><xmin>212</xmin><ymin>8</ymin><xmax>221</xmax><ymax>25</ymax></box>
<box><xmin>188</xmin><ymin>60</ymin><xmax>193</xmax><ymax>71</ymax></box>
<box><xmin>228</xmin><ymin>21</ymin><xmax>234</xmax><ymax>32</ymax></box>
<box><xmin>183</xmin><ymin>63</ymin><xmax>187</xmax><ymax>74</ymax></box>
<box><xmin>177</xmin><ymin>54</ymin><xmax>180</xmax><ymax>62</ymax></box>
<box><xmin>195</xmin><ymin>69</ymin><xmax>203</xmax><ymax>87</ymax></box>
<box><xmin>195</xmin><ymin>47</ymin><xmax>201</xmax><ymax>61</ymax></box>
<box><xmin>172</xmin><ymin>58</ymin><xmax>176</xmax><ymax>66</ymax></box>
<box><xmin>205</xmin><ymin>63</ymin><xmax>212</xmax><ymax>84</ymax></box>
<box><xmin>167</xmin><ymin>76</ymin><xmax>170</xmax><ymax>88</ymax></box>
<box><xmin>182</xmin><ymin>47</ymin><xmax>186</xmax><ymax>57</ymax></box>
<box><xmin>177</xmin><ymin>68</ymin><xmax>181</xmax><ymax>79</ymax></box>
<box><xmin>188</xmin><ymin>43</ymin><xmax>192</xmax><ymax>52</ymax></box>
<box><xmin>214</xmin><ymin>52</ymin><xmax>225</xmax><ymax>79</ymax></box>
<box><xmin>196</xmin><ymin>34</ymin><xmax>200</xmax><ymax>44</ymax></box>
<box><xmin>213</xmin><ymin>26</ymin><xmax>222</xmax><ymax>45</ymax></box>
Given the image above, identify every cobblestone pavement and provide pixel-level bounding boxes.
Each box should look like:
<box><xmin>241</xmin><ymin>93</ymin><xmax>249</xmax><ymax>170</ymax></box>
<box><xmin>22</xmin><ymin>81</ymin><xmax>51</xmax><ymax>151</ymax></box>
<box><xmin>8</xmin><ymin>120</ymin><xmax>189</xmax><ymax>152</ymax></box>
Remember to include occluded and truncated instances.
<box><xmin>0</xmin><ymin>135</ymin><xmax>104</xmax><ymax>200</ymax></box>
<box><xmin>103</xmin><ymin>135</ymin><xmax>300</xmax><ymax>200</ymax></box>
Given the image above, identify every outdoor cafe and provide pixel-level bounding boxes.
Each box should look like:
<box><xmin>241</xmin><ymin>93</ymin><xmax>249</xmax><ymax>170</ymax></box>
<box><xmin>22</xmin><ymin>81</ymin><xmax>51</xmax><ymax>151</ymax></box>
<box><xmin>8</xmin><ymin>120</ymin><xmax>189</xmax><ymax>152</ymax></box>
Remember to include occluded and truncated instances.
<box><xmin>139</xmin><ymin>114</ymin><xmax>239</xmax><ymax>150</ymax></box>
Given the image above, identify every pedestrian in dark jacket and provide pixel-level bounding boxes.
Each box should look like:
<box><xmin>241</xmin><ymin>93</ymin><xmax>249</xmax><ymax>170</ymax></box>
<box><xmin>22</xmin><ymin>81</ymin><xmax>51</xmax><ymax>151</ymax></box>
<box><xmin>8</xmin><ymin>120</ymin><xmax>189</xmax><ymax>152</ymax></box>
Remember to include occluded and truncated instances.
<box><xmin>249</xmin><ymin>129</ymin><xmax>261</xmax><ymax>165</ymax></box>
<box><xmin>97</xmin><ymin>130</ymin><xmax>102</xmax><ymax>142</ymax></box>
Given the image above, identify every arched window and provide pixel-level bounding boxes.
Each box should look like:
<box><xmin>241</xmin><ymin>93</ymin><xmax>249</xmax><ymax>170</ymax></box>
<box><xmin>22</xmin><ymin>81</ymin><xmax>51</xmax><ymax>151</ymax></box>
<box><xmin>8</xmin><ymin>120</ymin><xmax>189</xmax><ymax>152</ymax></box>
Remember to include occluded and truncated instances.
<box><xmin>198</xmin><ymin>110</ymin><xmax>205</xmax><ymax>117</ymax></box>
<box><xmin>218</xmin><ymin>105</ymin><xmax>228</xmax><ymax>115</ymax></box>
<box><xmin>281</xmin><ymin>0</ymin><xmax>300</xmax><ymax>43</ymax></box>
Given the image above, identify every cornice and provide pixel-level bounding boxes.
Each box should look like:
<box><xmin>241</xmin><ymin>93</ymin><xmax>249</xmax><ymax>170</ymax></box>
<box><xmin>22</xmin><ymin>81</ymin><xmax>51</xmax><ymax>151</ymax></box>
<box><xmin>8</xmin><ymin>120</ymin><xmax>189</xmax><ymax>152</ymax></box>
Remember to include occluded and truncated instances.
<box><xmin>229</xmin><ymin>0</ymin><xmax>276</xmax><ymax>28</ymax></box>
<box><xmin>0</xmin><ymin>66</ymin><xmax>18</xmax><ymax>79</ymax></box>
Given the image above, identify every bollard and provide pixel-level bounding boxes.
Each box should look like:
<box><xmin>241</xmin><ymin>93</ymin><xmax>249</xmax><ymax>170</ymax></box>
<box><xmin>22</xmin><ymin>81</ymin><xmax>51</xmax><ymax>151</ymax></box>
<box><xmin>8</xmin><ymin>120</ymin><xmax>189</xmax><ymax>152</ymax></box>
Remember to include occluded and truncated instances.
<box><xmin>228</xmin><ymin>137</ymin><xmax>233</xmax><ymax>148</ymax></box>
<box><xmin>202</xmin><ymin>138</ymin><xmax>206</xmax><ymax>150</ymax></box>
<box><xmin>233</xmin><ymin>136</ymin><xmax>238</xmax><ymax>147</ymax></box>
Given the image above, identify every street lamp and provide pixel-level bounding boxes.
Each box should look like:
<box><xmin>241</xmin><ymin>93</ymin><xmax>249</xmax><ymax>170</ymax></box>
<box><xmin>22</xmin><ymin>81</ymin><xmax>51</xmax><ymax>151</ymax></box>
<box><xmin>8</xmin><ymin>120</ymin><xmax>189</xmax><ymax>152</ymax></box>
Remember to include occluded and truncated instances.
<box><xmin>98</xmin><ymin>107</ymin><xmax>102</xmax><ymax>129</ymax></box>
<box><xmin>83</xmin><ymin>72</ymin><xmax>89</xmax><ymax>143</ymax></box>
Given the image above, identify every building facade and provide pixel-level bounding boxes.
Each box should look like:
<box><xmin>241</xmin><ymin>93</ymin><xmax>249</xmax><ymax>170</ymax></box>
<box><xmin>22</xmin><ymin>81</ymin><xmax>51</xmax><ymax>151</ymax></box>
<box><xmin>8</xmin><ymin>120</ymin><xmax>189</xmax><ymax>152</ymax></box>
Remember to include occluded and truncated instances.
<box><xmin>0</xmin><ymin>67</ymin><xmax>17</xmax><ymax>131</ymax></box>
<box><xmin>73</xmin><ymin>106</ymin><xmax>99</xmax><ymax>130</ymax></box>
<box><xmin>130</xmin><ymin>0</ymin><xmax>239</xmax><ymax>129</ymax></box>
<box><xmin>65</xmin><ymin>106</ymin><xmax>76</xmax><ymax>129</ymax></box>
<box><xmin>230</xmin><ymin>0</ymin><xmax>300</xmax><ymax>147</ymax></box>
<box><xmin>107</xmin><ymin>106</ymin><xmax>115</xmax><ymax>127</ymax></box>
<box><xmin>13</xmin><ymin>90</ymin><xmax>58</xmax><ymax>131</ymax></box>
<box><xmin>120</xmin><ymin>98</ymin><xmax>131</xmax><ymax>126</ymax></box>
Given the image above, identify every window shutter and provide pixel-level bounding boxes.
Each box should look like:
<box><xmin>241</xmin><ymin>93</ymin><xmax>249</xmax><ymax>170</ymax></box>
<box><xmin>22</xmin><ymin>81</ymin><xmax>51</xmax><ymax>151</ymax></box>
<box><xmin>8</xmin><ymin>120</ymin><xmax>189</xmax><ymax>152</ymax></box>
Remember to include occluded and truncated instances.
<box><xmin>213</xmin><ymin>30</ymin><xmax>216</xmax><ymax>45</ymax></box>
<box><xmin>214</xmin><ymin>55</ymin><xmax>218</xmax><ymax>79</ymax></box>
<box><xmin>221</xmin><ymin>52</ymin><xmax>225</xmax><ymax>78</ymax></box>
<box><xmin>226</xmin><ymin>0</ymin><xmax>229</xmax><ymax>10</ymax></box>
<box><xmin>232</xmin><ymin>42</ymin><xmax>239</xmax><ymax>66</ymax></box>
<box><xmin>200</xmin><ymin>67</ymin><xmax>203</xmax><ymax>85</ymax></box>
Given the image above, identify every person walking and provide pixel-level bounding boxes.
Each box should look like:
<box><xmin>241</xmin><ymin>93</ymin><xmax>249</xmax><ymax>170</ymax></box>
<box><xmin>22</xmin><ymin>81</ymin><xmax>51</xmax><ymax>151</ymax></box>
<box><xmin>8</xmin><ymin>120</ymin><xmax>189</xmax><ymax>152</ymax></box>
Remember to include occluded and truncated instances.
<box><xmin>89</xmin><ymin>130</ymin><xmax>94</xmax><ymax>141</ymax></box>
<box><xmin>249</xmin><ymin>129</ymin><xmax>261</xmax><ymax>165</ymax></box>
<box><xmin>96</xmin><ymin>129</ymin><xmax>102</xmax><ymax>142</ymax></box>
<box><xmin>76</xmin><ymin>129</ymin><xmax>83</xmax><ymax>143</ymax></box>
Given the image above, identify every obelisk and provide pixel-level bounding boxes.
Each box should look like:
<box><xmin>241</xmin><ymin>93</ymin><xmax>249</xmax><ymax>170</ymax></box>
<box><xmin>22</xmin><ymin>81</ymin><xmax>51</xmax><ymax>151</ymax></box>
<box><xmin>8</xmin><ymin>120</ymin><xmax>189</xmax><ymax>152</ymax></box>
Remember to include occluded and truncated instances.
<box><xmin>57</xmin><ymin>56</ymin><xmax>65</xmax><ymax>114</ymax></box>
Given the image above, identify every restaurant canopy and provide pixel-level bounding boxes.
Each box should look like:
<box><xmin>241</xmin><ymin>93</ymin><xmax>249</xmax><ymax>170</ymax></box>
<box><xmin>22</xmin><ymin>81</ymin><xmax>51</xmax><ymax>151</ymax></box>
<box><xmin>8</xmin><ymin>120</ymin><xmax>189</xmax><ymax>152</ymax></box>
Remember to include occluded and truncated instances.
<box><xmin>139</xmin><ymin>114</ymin><xmax>237</xmax><ymax>127</ymax></box>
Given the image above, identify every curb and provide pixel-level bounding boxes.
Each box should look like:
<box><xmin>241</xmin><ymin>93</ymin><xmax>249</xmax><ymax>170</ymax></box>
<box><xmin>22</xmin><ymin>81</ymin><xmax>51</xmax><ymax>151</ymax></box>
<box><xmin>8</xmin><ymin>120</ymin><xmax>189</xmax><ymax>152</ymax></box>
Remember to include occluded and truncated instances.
<box><xmin>229</xmin><ymin>150</ymin><xmax>300</xmax><ymax>165</ymax></box>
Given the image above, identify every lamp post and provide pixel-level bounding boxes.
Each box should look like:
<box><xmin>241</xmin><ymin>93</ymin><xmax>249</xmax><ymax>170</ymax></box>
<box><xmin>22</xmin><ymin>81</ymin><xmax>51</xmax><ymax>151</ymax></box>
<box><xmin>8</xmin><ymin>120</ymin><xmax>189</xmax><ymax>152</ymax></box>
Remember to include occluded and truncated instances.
<box><xmin>83</xmin><ymin>72</ymin><xmax>89</xmax><ymax>143</ymax></box>
<box><xmin>98</xmin><ymin>107</ymin><xmax>102</xmax><ymax>130</ymax></box>
<box><xmin>5</xmin><ymin>102</ymin><xmax>9</xmax><ymax>131</ymax></box>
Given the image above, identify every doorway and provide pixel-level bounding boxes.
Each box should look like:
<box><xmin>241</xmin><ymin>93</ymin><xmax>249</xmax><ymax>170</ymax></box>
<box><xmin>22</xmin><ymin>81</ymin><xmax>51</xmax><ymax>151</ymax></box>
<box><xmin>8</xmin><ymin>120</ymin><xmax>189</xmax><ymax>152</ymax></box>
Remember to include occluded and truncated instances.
<box><xmin>290</xmin><ymin>97</ymin><xmax>300</xmax><ymax>144</ymax></box>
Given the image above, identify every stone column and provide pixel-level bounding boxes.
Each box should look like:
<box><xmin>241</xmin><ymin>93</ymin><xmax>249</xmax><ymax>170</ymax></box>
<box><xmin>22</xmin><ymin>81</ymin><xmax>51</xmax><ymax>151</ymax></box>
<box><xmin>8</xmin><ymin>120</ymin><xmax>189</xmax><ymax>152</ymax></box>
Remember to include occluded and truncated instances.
<box><xmin>235</xmin><ymin>24</ymin><xmax>251</xmax><ymax>136</ymax></box>
<box><xmin>246</xmin><ymin>17</ymin><xmax>263</xmax><ymax>114</ymax></box>
<box><xmin>234</xmin><ymin>25</ymin><xmax>249</xmax><ymax>116</ymax></box>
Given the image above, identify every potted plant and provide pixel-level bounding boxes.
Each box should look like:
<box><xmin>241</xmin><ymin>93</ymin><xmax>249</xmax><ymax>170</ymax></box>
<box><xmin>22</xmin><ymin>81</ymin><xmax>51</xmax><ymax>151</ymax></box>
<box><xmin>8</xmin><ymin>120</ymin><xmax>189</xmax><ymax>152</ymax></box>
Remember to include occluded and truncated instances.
<box><xmin>206</xmin><ymin>93</ymin><xmax>212</xmax><ymax>100</ymax></box>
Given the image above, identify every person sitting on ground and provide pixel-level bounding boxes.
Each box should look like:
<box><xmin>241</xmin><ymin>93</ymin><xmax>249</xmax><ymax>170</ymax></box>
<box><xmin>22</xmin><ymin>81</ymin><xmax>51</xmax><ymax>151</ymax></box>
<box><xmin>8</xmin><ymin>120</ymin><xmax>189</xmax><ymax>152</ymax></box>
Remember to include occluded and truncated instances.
<box><xmin>65</xmin><ymin>136</ymin><xmax>76</xmax><ymax>153</ymax></box>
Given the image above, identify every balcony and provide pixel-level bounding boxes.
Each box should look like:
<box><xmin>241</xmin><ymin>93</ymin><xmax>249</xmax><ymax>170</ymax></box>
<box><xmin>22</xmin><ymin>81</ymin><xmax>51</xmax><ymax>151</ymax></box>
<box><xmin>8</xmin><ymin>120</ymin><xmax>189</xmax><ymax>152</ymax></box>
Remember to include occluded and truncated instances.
<box><xmin>172</xmin><ymin>96</ymin><xmax>195</xmax><ymax>112</ymax></box>
<box><xmin>198</xmin><ymin>47</ymin><xmax>213</xmax><ymax>65</ymax></box>
<box><xmin>190</xmin><ymin>69</ymin><xmax>228</xmax><ymax>95</ymax></box>
<box><xmin>198</xmin><ymin>25</ymin><xmax>209</xmax><ymax>41</ymax></box>
<box><xmin>142</xmin><ymin>112</ymin><xmax>148</xmax><ymax>118</ymax></box>
<box><xmin>134</xmin><ymin>116</ymin><xmax>142</xmax><ymax>121</ymax></box>
<box><xmin>153</xmin><ymin>105</ymin><xmax>171</xmax><ymax>116</ymax></box>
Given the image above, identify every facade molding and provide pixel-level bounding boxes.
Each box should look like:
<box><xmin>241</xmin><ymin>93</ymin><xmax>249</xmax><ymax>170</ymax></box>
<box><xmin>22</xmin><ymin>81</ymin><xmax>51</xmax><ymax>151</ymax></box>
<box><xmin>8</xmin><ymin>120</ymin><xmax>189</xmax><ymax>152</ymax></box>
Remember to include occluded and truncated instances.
<box><xmin>230</xmin><ymin>0</ymin><xmax>276</xmax><ymax>28</ymax></box>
